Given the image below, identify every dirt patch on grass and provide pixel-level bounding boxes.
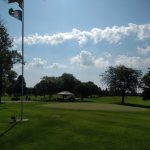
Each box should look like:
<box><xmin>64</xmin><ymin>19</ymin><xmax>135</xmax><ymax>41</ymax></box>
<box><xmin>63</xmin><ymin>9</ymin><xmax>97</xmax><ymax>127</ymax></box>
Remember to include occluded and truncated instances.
<box><xmin>43</xmin><ymin>103</ymin><xmax>149</xmax><ymax>112</ymax></box>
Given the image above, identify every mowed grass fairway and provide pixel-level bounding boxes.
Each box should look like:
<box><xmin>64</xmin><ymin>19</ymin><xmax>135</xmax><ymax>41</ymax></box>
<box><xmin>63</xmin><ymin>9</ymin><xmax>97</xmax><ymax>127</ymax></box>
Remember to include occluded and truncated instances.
<box><xmin>0</xmin><ymin>97</ymin><xmax>150</xmax><ymax>150</ymax></box>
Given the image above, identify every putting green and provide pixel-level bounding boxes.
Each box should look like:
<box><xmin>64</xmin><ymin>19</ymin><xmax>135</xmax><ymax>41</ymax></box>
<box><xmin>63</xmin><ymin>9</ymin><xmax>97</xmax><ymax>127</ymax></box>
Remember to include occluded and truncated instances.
<box><xmin>43</xmin><ymin>103</ymin><xmax>149</xmax><ymax>112</ymax></box>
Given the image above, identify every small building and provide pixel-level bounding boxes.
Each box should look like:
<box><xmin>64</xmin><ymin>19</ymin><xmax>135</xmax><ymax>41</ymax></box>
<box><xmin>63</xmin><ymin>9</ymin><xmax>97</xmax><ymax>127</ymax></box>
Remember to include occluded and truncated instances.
<box><xmin>57</xmin><ymin>91</ymin><xmax>75</xmax><ymax>101</ymax></box>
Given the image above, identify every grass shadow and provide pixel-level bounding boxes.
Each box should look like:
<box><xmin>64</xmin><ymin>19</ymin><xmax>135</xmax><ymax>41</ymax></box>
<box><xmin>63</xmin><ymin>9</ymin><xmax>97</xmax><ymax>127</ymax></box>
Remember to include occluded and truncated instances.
<box><xmin>0</xmin><ymin>121</ymin><xmax>20</xmax><ymax>138</ymax></box>
<box><xmin>116</xmin><ymin>102</ymin><xmax>150</xmax><ymax>109</ymax></box>
<box><xmin>77</xmin><ymin>100</ymin><xmax>93</xmax><ymax>103</ymax></box>
<box><xmin>0</xmin><ymin>108</ymin><xmax>8</xmax><ymax>110</ymax></box>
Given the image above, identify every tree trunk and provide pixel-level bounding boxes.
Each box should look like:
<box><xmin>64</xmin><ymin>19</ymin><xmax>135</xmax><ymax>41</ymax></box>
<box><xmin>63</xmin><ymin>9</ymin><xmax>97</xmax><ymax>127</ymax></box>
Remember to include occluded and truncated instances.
<box><xmin>49</xmin><ymin>94</ymin><xmax>52</xmax><ymax>101</ymax></box>
<box><xmin>121</xmin><ymin>95</ymin><xmax>125</xmax><ymax>104</ymax></box>
<box><xmin>121</xmin><ymin>90</ymin><xmax>125</xmax><ymax>104</ymax></box>
<box><xmin>43</xmin><ymin>94</ymin><xmax>46</xmax><ymax>101</ymax></box>
<box><xmin>0</xmin><ymin>85</ymin><xmax>1</xmax><ymax>103</ymax></box>
<box><xmin>0</xmin><ymin>65</ymin><xmax>2</xmax><ymax>104</ymax></box>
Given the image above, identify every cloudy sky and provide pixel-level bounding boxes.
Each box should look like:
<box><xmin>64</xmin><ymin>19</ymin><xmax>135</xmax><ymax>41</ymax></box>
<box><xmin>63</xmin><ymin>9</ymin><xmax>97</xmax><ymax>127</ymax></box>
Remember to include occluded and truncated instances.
<box><xmin>1</xmin><ymin>0</ymin><xmax>150</xmax><ymax>87</ymax></box>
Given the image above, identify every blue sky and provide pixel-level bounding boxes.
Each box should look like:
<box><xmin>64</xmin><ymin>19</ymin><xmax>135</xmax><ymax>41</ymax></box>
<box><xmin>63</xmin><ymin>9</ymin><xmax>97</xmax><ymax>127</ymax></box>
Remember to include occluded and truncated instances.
<box><xmin>1</xmin><ymin>0</ymin><xmax>150</xmax><ymax>88</ymax></box>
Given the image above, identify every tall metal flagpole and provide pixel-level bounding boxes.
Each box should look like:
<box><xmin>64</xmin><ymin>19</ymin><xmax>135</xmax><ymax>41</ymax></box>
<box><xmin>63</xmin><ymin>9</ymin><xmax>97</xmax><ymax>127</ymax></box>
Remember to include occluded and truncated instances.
<box><xmin>21</xmin><ymin>0</ymin><xmax>24</xmax><ymax>121</ymax></box>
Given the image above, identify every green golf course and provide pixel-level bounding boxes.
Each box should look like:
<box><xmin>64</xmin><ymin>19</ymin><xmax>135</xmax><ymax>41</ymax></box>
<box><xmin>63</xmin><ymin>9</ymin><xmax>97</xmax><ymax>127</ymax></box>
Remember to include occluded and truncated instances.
<box><xmin>0</xmin><ymin>96</ymin><xmax>150</xmax><ymax>150</ymax></box>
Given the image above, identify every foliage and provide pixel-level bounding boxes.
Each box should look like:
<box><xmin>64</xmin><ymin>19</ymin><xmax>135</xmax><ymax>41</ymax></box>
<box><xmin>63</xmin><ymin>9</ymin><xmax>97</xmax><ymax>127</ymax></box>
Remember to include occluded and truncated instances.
<box><xmin>33</xmin><ymin>73</ymin><xmax>102</xmax><ymax>100</ymax></box>
<box><xmin>74</xmin><ymin>81</ymin><xmax>101</xmax><ymax>98</ymax></box>
<box><xmin>34</xmin><ymin>76</ymin><xmax>60</xmax><ymax>100</ymax></box>
<box><xmin>0</xmin><ymin>21</ymin><xmax>21</xmax><ymax>103</ymax></box>
<box><xmin>5</xmin><ymin>70</ymin><xmax>17</xmax><ymax>96</ymax></box>
<box><xmin>74</xmin><ymin>83</ymin><xmax>89</xmax><ymax>98</ymax></box>
<box><xmin>59</xmin><ymin>73</ymin><xmax>81</xmax><ymax>92</ymax></box>
<box><xmin>101</xmin><ymin>65</ymin><xmax>142</xmax><ymax>103</ymax></box>
<box><xmin>13</xmin><ymin>75</ymin><xmax>26</xmax><ymax>97</ymax></box>
<box><xmin>142</xmin><ymin>68</ymin><xmax>150</xmax><ymax>100</ymax></box>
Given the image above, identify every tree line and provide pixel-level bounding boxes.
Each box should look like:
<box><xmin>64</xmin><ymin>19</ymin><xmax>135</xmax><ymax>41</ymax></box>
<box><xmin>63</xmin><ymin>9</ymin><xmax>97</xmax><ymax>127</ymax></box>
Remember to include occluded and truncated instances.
<box><xmin>0</xmin><ymin>21</ymin><xmax>150</xmax><ymax>103</ymax></box>
<box><xmin>33</xmin><ymin>74</ymin><xmax>103</xmax><ymax>100</ymax></box>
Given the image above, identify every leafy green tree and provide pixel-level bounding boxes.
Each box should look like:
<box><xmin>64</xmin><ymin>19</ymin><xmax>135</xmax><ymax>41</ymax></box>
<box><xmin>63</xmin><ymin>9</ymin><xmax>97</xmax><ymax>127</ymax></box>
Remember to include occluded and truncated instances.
<box><xmin>13</xmin><ymin>75</ymin><xmax>26</xmax><ymax>97</ymax></box>
<box><xmin>86</xmin><ymin>81</ymin><xmax>101</xmax><ymax>96</ymax></box>
<box><xmin>101</xmin><ymin>65</ymin><xmax>141</xmax><ymax>104</ymax></box>
<box><xmin>6</xmin><ymin>70</ymin><xmax>17</xmax><ymax>96</ymax></box>
<box><xmin>142</xmin><ymin>68</ymin><xmax>150</xmax><ymax>100</ymax></box>
<box><xmin>74</xmin><ymin>81</ymin><xmax>101</xmax><ymax>98</ymax></box>
<box><xmin>59</xmin><ymin>73</ymin><xmax>81</xmax><ymax>92</ymax></box>
<box><xmin>0</xmin><ymin>21</ymin><xmax>21</xmax><ymax>103</ymax></box>
<box><xmin>33</xmin><ymin>74</ymin><xmax>102</xmax><ymax>100</ymax></box>
<box><xmin>26</xmin><ymin>87</ymin><xmax>34</xmax><ymax>96</ymax></box>
<box><xmin>34</xmin><ymin>79</ymin><xmax>50</xmax><ymax>100</ymax></box>
<box><xmin>33</xmin><ymin>74</ymin><xmax>81</xmax><ymax>100</ymax></box>
<box><xmin>34</xmin><ymin>83</ymin><xmax>44</xmax><ymax>98</ymax></box>
<box><xmin>74</xmin><ymin>83</ymin><xmax>89</xmax><ymax>99</ymax></box>
<box><xmin>41</xmin><ymin>76</ymin><xmax>59</xmax><ymax>100</ymax></box>
<box><xmin>35</xmin><ymin>80</ymin><xmax>47</xmax><ymax>100</ymax></box>
<box><xmin>34</xmin><ymin>76</ymin><xmax>61</xmax><ymax>100</ymax></box>
<box><xmin>101</xmin><ymin>88</ymin><xmax>109</xmax><ymax>96</ymax></box>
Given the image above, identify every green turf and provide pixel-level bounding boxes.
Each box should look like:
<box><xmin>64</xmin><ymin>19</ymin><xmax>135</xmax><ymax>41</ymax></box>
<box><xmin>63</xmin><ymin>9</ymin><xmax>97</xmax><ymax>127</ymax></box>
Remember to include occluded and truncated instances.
<box><xmin>0</xmin><ymin>97</ymin><xmax>150</xmax><ymax>150</ymax></box>
<box><xmin>43</xmin><ymin>102</ymin><xmax>148</xmax><ymax>112</ymax></box>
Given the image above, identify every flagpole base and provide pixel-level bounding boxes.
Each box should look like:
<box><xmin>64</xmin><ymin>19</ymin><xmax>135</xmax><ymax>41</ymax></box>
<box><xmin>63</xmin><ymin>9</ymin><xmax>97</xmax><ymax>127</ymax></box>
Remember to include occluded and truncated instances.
<box><xmin>20</xmin><ymin>118</ymin><xmax>29</xmax><ymax>122</ymax></box>
<box><xmin>16</xmin><ymin>118</ymin><xmax>29</xmax><ymax>122</ymax></box>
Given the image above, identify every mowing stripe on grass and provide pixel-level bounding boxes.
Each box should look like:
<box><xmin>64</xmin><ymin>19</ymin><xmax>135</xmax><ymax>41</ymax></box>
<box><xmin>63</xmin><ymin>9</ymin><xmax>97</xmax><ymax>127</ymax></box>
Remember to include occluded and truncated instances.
<box><xmin>43</xmin><ymin>103</ymin><xmax>149</xmax><ymax>112</ymax></box>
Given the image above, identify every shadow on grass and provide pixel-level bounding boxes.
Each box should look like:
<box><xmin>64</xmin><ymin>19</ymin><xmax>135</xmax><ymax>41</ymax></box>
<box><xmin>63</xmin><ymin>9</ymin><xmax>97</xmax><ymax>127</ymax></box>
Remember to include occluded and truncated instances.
<box><xmin>0</xmin><ymin>108</ymin><xmax>8</xmax><ymax>110</ymax></box>
<box><xmin>77</xmin><ymin>100</ymin><xmax>93</xmax><ymax>103</ymax></box>
<box><xmin>0</xmin><ymin>121</ymin><xmax>19</xmax><ymax>137</ymax></box>
<box><xmin>0</xmin><ymin>103</ymin><xmax>8</xmax><ymax>110</ymax></box>
<box><xmin>116</xmin><ymin>103</ymin><xmax>150</xmax><ymax>109</ymax></box>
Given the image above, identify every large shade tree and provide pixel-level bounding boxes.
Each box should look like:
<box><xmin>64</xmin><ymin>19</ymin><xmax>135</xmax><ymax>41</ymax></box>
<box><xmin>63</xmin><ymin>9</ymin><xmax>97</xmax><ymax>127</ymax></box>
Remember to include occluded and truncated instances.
<box><xmin>74</xmin><ymin>81</ymin><xmax>101</xmax><ymax>98</ymax></box>
<box><xmin>74</xmin><ymin>83</ymin><xmax>89</xmax><ymax>99</ymax></box>
<box><xmin>6</xmin><ymin>70</ymin><xmax>17</xmax><ymax>96</ymax></box>
<box><xmin>142</xmin><ymin>68</ymin><xmax>150</xmax><ymax>100</ymax></box>
<box><xmin>41</xmin><ymin>76</ymin><xmax>59</xmax><ymax>100</ymax></box>
<box><xmin>0</xmin><ymin>21</ymin><xmax>21</xmax><ymax>103</ymax></box>
<box><xmin>101</xmin><ymin>65</ymin><xmax>141</xmax><ymax>104</ymax></box>
<box><xmin>59</xmin><ymin>73</ymin><xmax>81</xmax><ymax>92</ymax></box>
<box><xmin>13</xmin><ymin>75</ymin><xmax>26</xmax><ymax>97</ymax></box>
<box><xmin>33</xmin><ymin>74</ymin><xmax>81</xmax><ymax>100</ymax></box>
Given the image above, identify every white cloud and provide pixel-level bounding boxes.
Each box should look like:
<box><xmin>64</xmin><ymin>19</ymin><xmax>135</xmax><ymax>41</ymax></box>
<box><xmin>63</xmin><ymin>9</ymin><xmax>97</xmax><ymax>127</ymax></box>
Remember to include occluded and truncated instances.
<box><xmin>46</xmin><ymin>63</ymin><xmax>67</xmax><ymax>69</ymax></box>
<box><xmin>143</xmin><ymin>58</ymin><xmax>150</xmax><ymax>66</ymax></box>
<box><xmin>26</xmin><ymin>58</ymin><xmax>47</xmax><ymax>69</ymax></box>
<box><xmin>17</xmin><ymin>50</ymin><xmax>22</xmax><ymax>55</ymax></box>
<box><xmin>25</xmin><ymin>58</ymin><xmax>67</xmax><ymax>70</ymax></box>
<box><xmin>115</xmin><ymin>55</ymin><xmax>150</xmax><ymax>68</ymax></box>
<box><xmin>95</xmin><ymin>58</ymin><xmax>109</xmax><ymax>68</ymax></box>
<box><xmin>14</xmin><ymin>23</ymin><xmax>150</xmax><ymax>46</ymax></box>
<box><xmin>103</xmin><ymin>52</ymin><xmax>112</xmax><ymax>58</ymax></box>
<box><xmin>71</xmin><ymin>50</ymin><xmax>109</xmax><ymax>68</ymax></box>
<box><xmin>71</xmin><ymin>50</ymin><xmax>94</xmax><ymax>66</ymax></box>
<box><xmin>136</xmin><ymin>24</ymin><xmax>150</xmax><ymax>40</ymax></box>
<box><xmin>137</xmin><ymin>46</ymin><xmax>150</xmax><ymax>55</ymax></box>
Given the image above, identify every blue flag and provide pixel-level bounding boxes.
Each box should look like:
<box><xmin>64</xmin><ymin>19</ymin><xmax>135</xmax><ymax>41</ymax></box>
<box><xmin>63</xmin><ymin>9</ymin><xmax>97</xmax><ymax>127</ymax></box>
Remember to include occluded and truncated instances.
<box><xmin>9</xmin><ymin>8</ymin><xmax>22</xmax><ymax>21</ymax></box>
